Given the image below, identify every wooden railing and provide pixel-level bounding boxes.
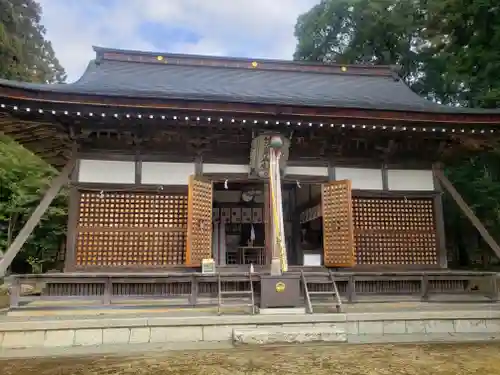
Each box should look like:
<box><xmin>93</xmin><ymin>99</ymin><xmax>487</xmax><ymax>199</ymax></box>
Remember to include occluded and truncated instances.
<box><xmin>7</xmin><ymin>270</ymin><xmax>498</xmax><ymax>310</ymax></box>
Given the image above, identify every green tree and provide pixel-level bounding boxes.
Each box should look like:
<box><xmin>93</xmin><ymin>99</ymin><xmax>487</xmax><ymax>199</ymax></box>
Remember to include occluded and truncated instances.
<box><xmin>0</xmin><ymin>136</ymin><xmax>67</xmax><ymax>272</ymax></box>
<box><xmin>424</xmin><ymin>0</ymin><xmax>500</xmax><ymax>108</ymax></box>
<box><xmin>294</xmin><ymin>0</ymin><xmax>500</xmax><ymax>268</ymax></box>
<box><xmin>0</xmin><ymin>0</ymin><xmax>68</xmax><ymax>272</ymax></box>
<box><xmin>294</xmin><ymin>0</ymin><xmax>425</xmax><ymax>82</ymax></box>
<box><xmin>0</xmin><ymin>0</ymin><xmax>66</xmax><ymax>83</ymax></box>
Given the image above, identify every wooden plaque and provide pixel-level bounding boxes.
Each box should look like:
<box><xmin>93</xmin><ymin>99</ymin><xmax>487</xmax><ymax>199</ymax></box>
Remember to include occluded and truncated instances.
<box><xmin>322</xmin><ymin>180</ymin><xmax>355</xmax><ymax>267</ymax></box>
<box><xmin>186</xmin><ymin>175</ymin><xmax>213</xmax><ymax>266</ymax></box>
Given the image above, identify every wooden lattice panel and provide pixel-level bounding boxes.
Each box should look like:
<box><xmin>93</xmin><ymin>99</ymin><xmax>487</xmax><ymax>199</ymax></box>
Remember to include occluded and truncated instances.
<box><xmin>78</xmin><ymin>192</ymin><xmax>187</xmax><ymax>228</ymax></box>
<box><xmin>75</xmin><ymin>231</ymin><xmax>186</xmax><ymax>266</ymax></box>
<box><xmin>353</xmin><ymin>197</ymin><xmax>438</xmax><ymax>266</ymax></box>
<box><xmin>75</xmin><ymin>191</ymin><xmax>188</xmax><ymax>267</ymax></box>
<box><xmin>186</xmin><ymin>176</ymin><xmax>213</xmax><ymax>266</ymax></box>
<box><xmin>321</xmin><ymin>180</ymin><xmax>355</xmax><ymax>267</ymax></box>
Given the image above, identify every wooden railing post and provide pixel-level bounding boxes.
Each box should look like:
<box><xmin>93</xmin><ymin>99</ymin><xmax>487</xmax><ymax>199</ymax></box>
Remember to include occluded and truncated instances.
<box><xmin>421</xmin><ymin>274</ymin><xmax>429</xmax><ymax>301</ymax></box>
<box><xmin>347</xmin><ymin>275</ymin><xmax>356</xmax><ymax>303</ymax></box>
<box><xmin>103</xmin><ymin>277</ymin><xmax>112</xmax><ymax>305</ymax></box>
<box><xmin>9</xmin><ymin>276</ymin><xmax>20</xmax><ymax>308</ymax></box>
<box><xmin>489</xmin><ymin>274</ymin><xmax>498</xmax><ymax>302</ymax></box>
<box><xmin>190</xmin><ymin>274</ymin><xmax>198</xmax><ymax>307</ymax></box>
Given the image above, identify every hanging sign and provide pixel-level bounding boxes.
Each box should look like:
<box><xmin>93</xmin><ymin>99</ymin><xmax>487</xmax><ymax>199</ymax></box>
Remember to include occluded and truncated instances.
<box><xmin>249</xmin><ymin>134</ymin><xmax>290</xmax><ymax>179</ymax></box>
<box><xmin>202</xmin><ymin>258</ymin><xmax>215</xmax><ymax>274</ymax></box>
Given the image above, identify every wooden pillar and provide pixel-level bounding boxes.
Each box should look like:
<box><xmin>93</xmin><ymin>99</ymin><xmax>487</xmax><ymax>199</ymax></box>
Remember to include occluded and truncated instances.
<box><xmin>381</xmin><ymin>163</ymin><xmax>389</xmax><ymax>190</ymax></box>
<box><xmin>432</xmin><ymin>166</ymin><xmax>448</xmax><ymax>268</ymax></box>
<box><xmin>194</xmin><ymin>154</ymin><xmax>203</xmax><ymax>176</ymax></box>
<box><xmin>327</xmin><ymin>162</ymin><xmax>336</xmax><ymax>182</ymax></box>
<box><xmin>290</xmin><ymin>185</ymin><xmax>301</xmax><ymax>266</ymax></box>
<box><xmin>0</xmin><ymin>157</ymin><xmax>76</xmax><ymax>276</ymax></box>
<box><xmin>264</xmin><ymin>182</ymin><xmax>272</xmax><ymax>265</ymax></box>
<box><xmin>64</xmin><ymin>187</ymin><xmax>80</xmax><ymax>271</ymax></box>
<box><xmin>134</xmin><ymin>151</ymin><xmax>142</xmax><ymax>184</ymax></box>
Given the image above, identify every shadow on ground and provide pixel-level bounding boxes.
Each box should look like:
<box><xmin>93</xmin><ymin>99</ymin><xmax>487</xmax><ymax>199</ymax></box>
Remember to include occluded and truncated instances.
<box><xmin>1</xmin><ymin>343</ymin><xmax>500</xmax><ymax>374</ymax></box>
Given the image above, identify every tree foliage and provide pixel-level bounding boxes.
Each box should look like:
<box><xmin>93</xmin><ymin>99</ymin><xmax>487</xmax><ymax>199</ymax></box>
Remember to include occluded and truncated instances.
<box><xmin>0</xmin><ymin>0</ymin><xmax>66</xmax><ymax>83</ymax></box>
<box><xmin>0</xmin><ymin>137</ymin><xmax>68</xmax><ymax>271</ymax></box>
<box><xmin>294</xmin><ymin>0</ymin><xmax>500</xmax><ymax>267</ymax></box>
<box><xmin>0</xmin><ymin>0</ymin><xmax>68</xmax><ymax>272</ymax></box>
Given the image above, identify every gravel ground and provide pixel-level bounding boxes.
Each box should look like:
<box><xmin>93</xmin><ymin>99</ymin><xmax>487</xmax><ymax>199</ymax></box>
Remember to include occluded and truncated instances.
<box><xmin>1</xmin><ymin>343</ymin><xmax>500</xmax><ymax>375</ymax></box>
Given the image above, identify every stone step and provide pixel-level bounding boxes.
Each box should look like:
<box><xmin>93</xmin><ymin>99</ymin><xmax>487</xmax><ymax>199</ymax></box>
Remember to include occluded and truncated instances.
<box><xmin>232</xmin><ymin>325</ymin><xmax>347</xmax><ymax>345</ymax></box>
<box><xmin>259</xmin><ymin>307</ymin><xmax>306</xmax><ymax>315</ymax></box>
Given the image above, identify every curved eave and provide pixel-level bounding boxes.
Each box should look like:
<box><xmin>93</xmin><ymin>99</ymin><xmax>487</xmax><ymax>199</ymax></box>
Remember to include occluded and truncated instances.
<box><xmin>1</xmin><ymin>83</ymin><xmax>500</xmax><ymax>127</ymax></box>
<box><xmin>0</xmin><ymin>110</ymin><xmax>72</xmax><ymax>169</ymax></box>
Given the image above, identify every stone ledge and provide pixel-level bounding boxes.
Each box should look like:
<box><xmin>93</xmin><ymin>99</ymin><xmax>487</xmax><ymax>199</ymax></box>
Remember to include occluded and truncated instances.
<box><xmin>233</xmin><ymin>326</ymin><xmax>347</xmax><ymax>345</ymax></box>
<box><xmin>0</xmin><ymin>310</ymin><xmax>497</xmax><ymax>332</ymax></box>
<box><xmin>0</xmin><ymin>313</ymin><xmax>347</xmax><ymax>332</ymax></box>
<box><xmin>348</xmin><ymin>332</ymin><xmax>500</xmax><ymax>344</ymax></box>
<box><xmin>0</xmin><ymin>341</ymin><xmax>234</xmax><ymax>359</ymax></box>
<box><xmin>146</xmin><ymin>313</ymin><xmax>347</xmax><ymax>327</ymax></box>
<box><xmin>0</xmin><ymin>317</ymin><xmax>149</xmax><ymax>332</ymax></box>
<box><xmin>348</xmin><ymin>310</ymin><xmax>500</xmax><ymax>322</ymax></box>
<box><xmin>352</xmin><ymin>318</ymin><xmax>500</xmax><ymax>336</ymax></box>
<box><xmin>259</xmin><ymin>308</ymin><xmax>306</xmax><ymax>315</ymax></box>
<box><xmin>2</xmin><ymin>318</ymin><xmax>500</xmax><ymax>350</ymax></box>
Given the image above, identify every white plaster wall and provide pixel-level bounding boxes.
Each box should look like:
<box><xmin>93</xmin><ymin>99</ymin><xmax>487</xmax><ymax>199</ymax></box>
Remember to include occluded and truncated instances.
<box><xmin>335</xmin><ymin>167</ymin><xmax>383</xmax><ymax>190</ymax></box>
<box><xmin>285</xmin><ymin>166</ymin><xmax>328</xmax><ymax>177</ymax></box>
<box><xmin>203</xmin><ymin>164</ymin><xmax>249</xmax><ymax>174</ymax></box>
<box><xmin>78</xmin><ymin>159</ymin><xmax>135</xmax><ymax>184</ymax></box>
<box><xmin>141</xmin><ymin>162</ymin><xmax>195</xmax><ymax>185</ymax></box>
<box><xmin>388</xmin><ymin>169</ymin><xmax>435</xmax><ymax>191</ymax></box>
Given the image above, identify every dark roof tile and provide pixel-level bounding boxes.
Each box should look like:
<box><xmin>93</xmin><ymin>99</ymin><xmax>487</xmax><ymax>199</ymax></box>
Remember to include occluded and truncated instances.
<box><xmin>0</xmin><ymin>49</ymin><xmax>498</xmax><ymax>114</ymax></box>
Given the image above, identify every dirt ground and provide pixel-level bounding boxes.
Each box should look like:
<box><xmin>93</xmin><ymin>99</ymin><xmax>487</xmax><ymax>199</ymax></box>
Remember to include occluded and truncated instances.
<box><xmin>1</xmin><ymin>343</ymin><xmax>500</xmax><ymax>375</ymax></box>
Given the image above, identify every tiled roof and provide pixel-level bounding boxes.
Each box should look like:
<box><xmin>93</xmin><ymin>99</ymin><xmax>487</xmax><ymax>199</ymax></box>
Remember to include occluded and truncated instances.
<box><xmin>0</xmin><ymin>47</ymin><xmax>497</xmax><ymax>114</ymax></box>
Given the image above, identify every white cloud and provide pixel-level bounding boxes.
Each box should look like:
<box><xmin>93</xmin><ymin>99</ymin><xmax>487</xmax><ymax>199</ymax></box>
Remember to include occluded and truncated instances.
<box><xmin>37</xmin><ymin>0</ymin><xmax>318</xmax><ymax>82</ymax></box>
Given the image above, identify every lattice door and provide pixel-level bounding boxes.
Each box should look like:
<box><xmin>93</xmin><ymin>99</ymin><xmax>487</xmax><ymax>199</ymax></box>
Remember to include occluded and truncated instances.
<box><xmin>186</xmin><ymin>175</ymin><xmax>213</xmax><ymax>266</ymax></box>
<box><xmin>322</xmin><ymin>180</ymin><xmax>355</xmax><ymax>267</ymax></box>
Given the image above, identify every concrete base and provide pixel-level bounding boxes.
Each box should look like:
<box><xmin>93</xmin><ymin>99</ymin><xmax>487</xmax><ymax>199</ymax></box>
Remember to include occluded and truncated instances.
<box><xmin>259</xmin><ymin>308</ymin><xmax>306</xmax><ymax>315</ymax></box>
<box><xmin>2</xmin><ymin>304</ymin><xmax>500</xmax><ymax>353</ymax></box>
<box><xmin>270</xmin><ymin>258</ymin><xmax>281</xmax><ymax>276</ymax></box>
<box><xmin>233</xmin><ymin>326</ymin><xmax>347</xmax><ymax>345</ymax></box>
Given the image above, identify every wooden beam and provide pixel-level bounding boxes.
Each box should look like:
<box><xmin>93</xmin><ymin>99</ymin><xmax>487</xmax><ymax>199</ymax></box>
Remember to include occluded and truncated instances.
<box><xmin>432</xmin><ymin>169</ymin><xmax>448</xmax><ymax>268</ymax></box>
<box><xmin>0</xmin><ymin>158</ymin><xmax>76</xmax><ymax>277</ymax></box>
<box><xmin>433</xmin><ymin>167</ymin><xmax>500</xmax><ymax>259</ymax></box>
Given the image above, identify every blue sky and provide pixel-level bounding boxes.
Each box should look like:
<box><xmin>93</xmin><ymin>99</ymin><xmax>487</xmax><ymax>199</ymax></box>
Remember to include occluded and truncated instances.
<box><xmin>37</xmin><ymin>0</ymin><xmax>319</xmax><ymax>82</ymax></box>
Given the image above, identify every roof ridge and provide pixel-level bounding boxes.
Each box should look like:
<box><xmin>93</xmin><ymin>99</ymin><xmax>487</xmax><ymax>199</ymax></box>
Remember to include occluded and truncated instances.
<box><xmin>91</xmin><ymin>58</ymin><xmax>401</xmax><ymax>80</ymax></box>
<box><xmin>92</xmin><ymin>46</ymin><xmax>397</xmax><ymax>78</ymax></box>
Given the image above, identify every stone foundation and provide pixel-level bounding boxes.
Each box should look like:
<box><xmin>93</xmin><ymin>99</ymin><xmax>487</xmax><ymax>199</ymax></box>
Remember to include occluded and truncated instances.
<box><xmin>2</xmin><ymin>310</ymin><xmax>500</xmax><ymax>350</ymax></box>
<box><xmin>233</xmin><ymin>326</ymin><xmax>347</xmax><ymax>344</ymax></box>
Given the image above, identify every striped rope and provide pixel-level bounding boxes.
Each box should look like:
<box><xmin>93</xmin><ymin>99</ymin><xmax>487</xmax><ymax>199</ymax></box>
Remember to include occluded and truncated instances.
<box><xmin>268</xmin><ymin>152</ymin><xmax>288</xmax><ymax>273</ymax></box>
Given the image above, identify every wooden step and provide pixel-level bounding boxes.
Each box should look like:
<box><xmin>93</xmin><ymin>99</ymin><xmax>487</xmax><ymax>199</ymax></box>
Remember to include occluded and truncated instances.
<box><xmin>220</xmin><ymin>302</ymin><xmax>254</xmax><ymax>307</ymax></box>
<box><xmin>220</xmin><ymin>290</ymin><xmax>253</xmax><ymax>296</ymax></box>
<box><xmin>308</xmin><ymin>291</ymin><xmax>337</xmax><ymax>296</ymax></box>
